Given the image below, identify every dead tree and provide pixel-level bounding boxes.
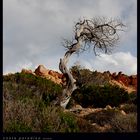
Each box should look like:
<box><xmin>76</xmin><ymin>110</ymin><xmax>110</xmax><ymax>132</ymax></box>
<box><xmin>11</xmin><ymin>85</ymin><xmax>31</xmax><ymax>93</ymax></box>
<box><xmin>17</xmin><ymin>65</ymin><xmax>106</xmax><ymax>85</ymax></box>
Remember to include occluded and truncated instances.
<box><xmin>59</xmin><ymin>17</ymin><xmax>125</xmax><ymax>108</ymax></box>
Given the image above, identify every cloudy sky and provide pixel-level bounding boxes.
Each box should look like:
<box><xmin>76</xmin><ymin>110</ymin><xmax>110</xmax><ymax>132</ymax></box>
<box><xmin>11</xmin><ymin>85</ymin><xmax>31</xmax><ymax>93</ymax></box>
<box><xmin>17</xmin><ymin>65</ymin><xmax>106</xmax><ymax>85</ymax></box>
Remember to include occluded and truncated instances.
<box><xmin>3</xmin><ymin>0</ymin><xmax>137</xmax><ymax>75</ymax></box>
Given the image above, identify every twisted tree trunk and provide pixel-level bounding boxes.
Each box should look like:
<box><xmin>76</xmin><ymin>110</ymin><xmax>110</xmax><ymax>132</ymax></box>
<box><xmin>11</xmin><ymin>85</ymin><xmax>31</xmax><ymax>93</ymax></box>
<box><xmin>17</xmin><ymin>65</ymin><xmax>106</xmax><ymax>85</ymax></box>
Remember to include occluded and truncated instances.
<box><xmin>59</xmin><ymin>40</ymin><xmax>83</xmax><ymax>108</ymax></box>
<box><xmin>58</xmin><ymin>22</ymin><xmax>85</xmax><ymax>108</ymax></box>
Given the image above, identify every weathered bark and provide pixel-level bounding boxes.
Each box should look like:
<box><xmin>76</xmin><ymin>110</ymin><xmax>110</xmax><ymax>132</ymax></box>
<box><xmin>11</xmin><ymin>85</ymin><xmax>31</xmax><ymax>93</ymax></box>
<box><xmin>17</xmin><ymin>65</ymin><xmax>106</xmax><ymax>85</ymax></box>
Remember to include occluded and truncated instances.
<box><xmin>58</xmin><ymin>18</ymin><xmax>125</xmax><ymax>108</ymax></box>
<box><xmin>58</xmin><ymin>21</ymin><xmax>85</xmax><ymax>108</ymax></box>
<box><xmin>59</xmin><ymin>41</ymin><xmax>83</xmax><ymax>108</ymax></box>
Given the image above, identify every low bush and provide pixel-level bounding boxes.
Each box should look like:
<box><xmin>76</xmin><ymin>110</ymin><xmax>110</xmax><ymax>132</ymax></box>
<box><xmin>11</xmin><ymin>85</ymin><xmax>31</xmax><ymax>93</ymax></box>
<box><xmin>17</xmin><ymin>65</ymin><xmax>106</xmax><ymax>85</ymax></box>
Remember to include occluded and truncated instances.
<box><xmin>3</xmin><ymin>73</ymin><xmax>63</xmax><ymax>132</ymax></box>
<box><xmin>83</xmin><ymin>107</ymin><xmax>137</xmax><ymax>132</ymax></box>
<box><xmin>84</xmin><ymin>109</ymin><xmax>119</xmax><ymax>126</ymax></box>
<box><xmin>5</xmin><ymin>120</ymin><xmax>32</xmax><ymax>132</ymax></box>
<box><xmin>120</xmin><ymin>103</ymin><xmax>137</xmax><ymax>114</ymax></box>
<box><xmin>71</xmin><ymin>84</ymin><xmax>129</xmax><ymax>108</ymax></box>
<box><xmin>3</xmin><ymin>73</ymin><xmax>62</xmax><ymax>106</ymax></box>
<box><xmin>127</xmin><ymin>92</ymin><xmax>137</xmax><ymax>104</ymax></box>
<box><xmin>70</xmin><ymin>65</ymin><xmax>111</xmax><ymax>87</ymax></box>
<box><xmin>110</xmin><ymin>112</ymin><xmax>137</xmax><ymax>132</ymax></box>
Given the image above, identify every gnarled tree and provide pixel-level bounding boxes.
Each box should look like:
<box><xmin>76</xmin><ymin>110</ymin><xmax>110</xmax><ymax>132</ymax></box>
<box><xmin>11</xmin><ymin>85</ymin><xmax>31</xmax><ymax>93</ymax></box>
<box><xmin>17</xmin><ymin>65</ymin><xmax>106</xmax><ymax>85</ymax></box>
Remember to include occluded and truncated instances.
<box><xmin>59</xmin><ymin>17</ymin><xmax>125</xmax><ymax>108</ymax></box>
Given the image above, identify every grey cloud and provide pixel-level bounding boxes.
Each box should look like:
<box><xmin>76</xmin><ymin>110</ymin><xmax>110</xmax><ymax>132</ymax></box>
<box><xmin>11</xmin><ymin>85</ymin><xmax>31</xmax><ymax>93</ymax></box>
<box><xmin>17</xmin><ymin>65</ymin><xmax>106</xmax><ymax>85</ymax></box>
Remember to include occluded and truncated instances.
<box><xmin>3</xmin><ymin>0</ymin><xmax>137</xmax><ymax>74</ymax></box>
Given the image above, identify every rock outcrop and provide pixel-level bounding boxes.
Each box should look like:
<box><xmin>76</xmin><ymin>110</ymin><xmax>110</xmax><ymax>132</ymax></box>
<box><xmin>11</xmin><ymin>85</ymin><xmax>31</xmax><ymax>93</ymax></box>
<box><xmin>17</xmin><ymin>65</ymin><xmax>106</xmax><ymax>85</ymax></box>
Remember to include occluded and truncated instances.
<box><xmin>34</xmin><ymin>65</ymin><xmax>63</xmax><ymax>85</ymax></box>
<box><xmin>34</xmin><ymin>65</ymin><xmax>49</xmax><ymax>76</ymax></box>
<box><xmin>21</xmin><ymin>65</ymin><xmax>64</xmax><ymax>85</ymax></box>
<box><xmin>21</xmin><ymin>69</ymin><xmax>33</xmax><ymax>74</ymax></box>
<box><xmin>102</xmin><ymin>71</ymin><xmax>137</xmax><ymax>91</ymax></box>
<box><xmin>21</xmin><ymin>66</ymin><xmax>137</xmax><ymax>92</ymax></box>
<box><xmin>110</xmin><ymin>72</ymin><xmax>137</xmax><ymax>92</ymax></box>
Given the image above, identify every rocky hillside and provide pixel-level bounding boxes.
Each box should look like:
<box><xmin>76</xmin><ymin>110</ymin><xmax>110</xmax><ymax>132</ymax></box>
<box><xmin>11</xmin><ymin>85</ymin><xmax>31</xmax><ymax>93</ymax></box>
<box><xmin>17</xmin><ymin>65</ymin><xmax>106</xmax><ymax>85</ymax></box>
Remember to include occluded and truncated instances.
<box><xmin>21</xmin><ymin>65</ymin><xmax>64</xmax><ymax>85</ymax></box>
<box><xmin>3</xmin><ymin>65</ymin><xmax>137</xmax><ymax>132</ymax></box>
<box><xmin>20</xmin><ymin>65</ymin><xmax>137</xmax><ymax>93</ymax></box>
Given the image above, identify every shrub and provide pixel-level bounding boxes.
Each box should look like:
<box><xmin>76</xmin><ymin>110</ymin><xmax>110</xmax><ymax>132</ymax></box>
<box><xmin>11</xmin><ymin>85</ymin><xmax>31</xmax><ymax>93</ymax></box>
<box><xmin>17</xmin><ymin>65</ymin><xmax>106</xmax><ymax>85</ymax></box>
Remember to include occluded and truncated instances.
<box><xmin>84</xmin><ymin>109</ymin><xmax>119</xmax><ymax>126</ymax></box>
<box><xmin>5</xmin><ymin>121</ymin><xmax>32</xmax><ymax>132</ymax></box>
<box><xmin>59</xmin><ymin>111</ymin><xmax>79</xmax><ymax>132</ymax></box>
<box><xmin>120</xmin><ymin>103</ymin><xmax>137</xmax><ymax>114</ymax></box>
<box><xmin>3</xmin><ymin>93</ymin><xmax>79</xmax><ymax>132</ymax></box>
<box><xmin>40</xmin><ymin>105</ymin><xmax>79</xmax><ymax>132</ymax></box>
<box><xmin>76</xmin><ymin>117</ymin><xmax>100</xmax><ymax>132</ymax></box>
<box><xmin>109</xmin><ymin>112</ymin><xmax>137</xmax><ymax>132</ymax></box>
<box><xmin>70</xmin><ymin>65</ymin><xmax>111</xmax><ymax>87</ymax></box>
<box><xmin>72</xmin><ymin>84</ymin><xmax>129</xmax><ymax>108</ymax></box>
<box><xmin>3</xmin><ymin>73</ymin><xmax>62</xmax><ymax>106</ymax></box>
<box><xmin>3</xmin><ymin>73</ymin><xmax>63</xmax><ymax>132</ymax></box>
<box><xmin>127</xmin><ymin>92</ymin><xmax>137</xmax><ymax>104</ymax></box>
<box><xmin>83</xmin><ymin>108</ymin><xmax>137</xmax><ymax>132</ymax></box>
<box><xmin>3</xmin><ymin>98</ymin><xmax>41</xmax><ymax>132</ymax></box>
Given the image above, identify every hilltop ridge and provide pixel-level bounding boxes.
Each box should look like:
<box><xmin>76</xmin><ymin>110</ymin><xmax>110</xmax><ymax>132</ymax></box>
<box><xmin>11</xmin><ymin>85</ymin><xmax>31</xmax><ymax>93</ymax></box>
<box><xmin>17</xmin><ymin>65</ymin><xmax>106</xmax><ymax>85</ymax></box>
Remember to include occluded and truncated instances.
<box><xmin>18</xmin><ymin>65</ymin><xmax>137</xmax><ymax>93</ymax></box>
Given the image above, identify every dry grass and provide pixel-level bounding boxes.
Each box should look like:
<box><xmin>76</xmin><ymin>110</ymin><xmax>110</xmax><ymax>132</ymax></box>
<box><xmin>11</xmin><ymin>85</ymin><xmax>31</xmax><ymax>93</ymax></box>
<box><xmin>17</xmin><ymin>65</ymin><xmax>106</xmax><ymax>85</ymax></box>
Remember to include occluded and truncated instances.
<box><xmin>3</xmin><ymin>98</ymin><xmax>41</xmax><ymax>132</ymax></box>
<box><xmin>83</xmin><ymin>107</ymin><xmax>137</xmax><ymax>132</ymax></box>
<box><xmin>109</xmin><ymin>112</ymin><xmax>137</xmax><ymax>132</ymax></box>
<box><xmin>119</xmin><ymin>103</ymin><xmax>137</xmax><ymax>114</ymax></box>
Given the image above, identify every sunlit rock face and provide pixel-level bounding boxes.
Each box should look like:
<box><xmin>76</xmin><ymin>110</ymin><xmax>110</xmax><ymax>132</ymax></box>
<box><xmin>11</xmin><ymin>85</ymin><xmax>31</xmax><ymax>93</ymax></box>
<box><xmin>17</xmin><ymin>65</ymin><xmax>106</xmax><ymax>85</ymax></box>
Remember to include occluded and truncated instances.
<box><xmin>21</xmin><ymin>65</ymin><xmax>64</xmax><ymax>85</ymax></box>
<box><xmin>34</xmin><ymin>65</ymin><xmax>64</xmax><ymax>85</ymax></box>
<box><xmin>21</xmin><ymin>69</ymin><xmax>33</xmax><ymax>74</ymax></box>
<box><xmin>34</xmin><ymin>65</ymin><xmax>49</xmax><ymax>76</ymax></box>
<box><xmin>110</xmin><ymin>72</ymin><xmax>137</xmax><ymax>91</ymax></box>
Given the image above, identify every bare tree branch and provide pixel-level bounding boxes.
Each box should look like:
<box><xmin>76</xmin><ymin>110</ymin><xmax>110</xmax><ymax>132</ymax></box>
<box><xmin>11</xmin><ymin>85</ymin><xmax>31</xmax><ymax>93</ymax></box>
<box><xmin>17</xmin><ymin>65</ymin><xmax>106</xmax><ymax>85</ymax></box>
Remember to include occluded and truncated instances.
<box><xmin>58</xmin><ymin>17</ymin><xmax>125</xmax><ymax>108</ymax></box>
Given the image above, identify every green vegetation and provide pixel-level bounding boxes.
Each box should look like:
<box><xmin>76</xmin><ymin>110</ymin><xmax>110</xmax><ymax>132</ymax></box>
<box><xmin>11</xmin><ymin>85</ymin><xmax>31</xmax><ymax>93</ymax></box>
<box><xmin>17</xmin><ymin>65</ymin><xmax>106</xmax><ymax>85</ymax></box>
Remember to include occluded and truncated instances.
<box><xmin>69</xmin><ymin>84</ymin><xmax>129</xmax><ymax>108</ymax></box>
<box><xmin>3</xmin><ymin>73</ymin><xmax>81</xmax><ymax>132</ymax></box>
<box><xmin>119</xmin><ymin>103</ymin><xmax>137</xmax><ymax>114</ymax></box>
<box><xmin>84</xmin><ymin>107</ymin><xmax>137</xmax><ymax>132</ymax></box>
<box><xmin>5</xmin><ymin>121</ymin><xmax>32</xmax><ymax>132</ymax></box>
<box><xmin>3</xmin><ymin>71</ymin><xmax>137</xmax><ymax>132</ymax></box>
<box><xmin>70</xmin><ymin>65</ymin><xmax>111</xmax><ymax>87</ymax></box>
<box><xmin>3</xmin><ymin>72</ymin><xmax>62</xmax><ymax>106</ymax></box>
<box><xmin>110</xmin><ymin>112</ymin><xmax>137</xmax><ymax>132</ymax></box>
